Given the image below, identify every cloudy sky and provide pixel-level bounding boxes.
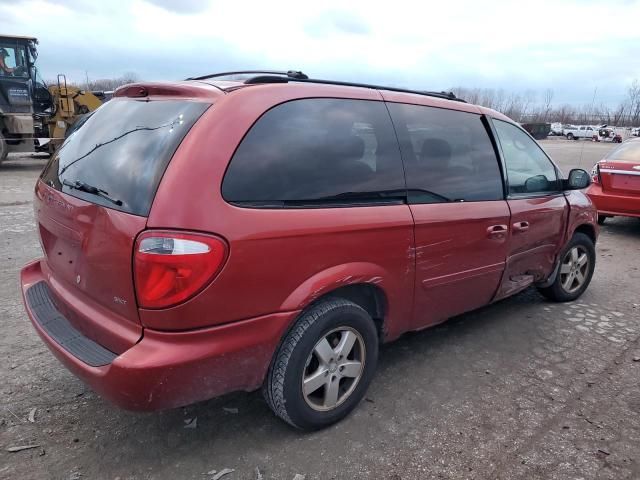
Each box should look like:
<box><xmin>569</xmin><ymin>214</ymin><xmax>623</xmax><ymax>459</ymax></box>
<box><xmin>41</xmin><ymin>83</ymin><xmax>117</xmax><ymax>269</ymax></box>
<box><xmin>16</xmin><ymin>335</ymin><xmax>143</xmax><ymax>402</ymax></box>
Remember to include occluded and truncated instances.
<box><xmin>2</xmin><ymin>0</ymin><xmax>639</xmax><ymax>106</ymax></box>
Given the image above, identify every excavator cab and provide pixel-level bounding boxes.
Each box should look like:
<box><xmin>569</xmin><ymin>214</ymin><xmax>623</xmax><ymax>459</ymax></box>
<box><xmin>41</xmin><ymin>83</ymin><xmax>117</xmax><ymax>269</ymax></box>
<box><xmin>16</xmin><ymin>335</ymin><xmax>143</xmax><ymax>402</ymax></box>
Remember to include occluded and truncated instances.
<box><xmin>0</xmin><ymin>35</ymin><xmax>52</xmax><ymax>163</ymax></box>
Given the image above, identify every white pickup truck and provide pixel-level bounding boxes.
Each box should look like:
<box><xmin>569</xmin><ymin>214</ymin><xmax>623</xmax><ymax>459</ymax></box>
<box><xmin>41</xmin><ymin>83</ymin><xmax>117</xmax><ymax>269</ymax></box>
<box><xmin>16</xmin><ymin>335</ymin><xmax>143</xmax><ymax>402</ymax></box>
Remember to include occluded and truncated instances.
<box><xmin>563</xmin><ymin>125</ymin><xmax>596</xmax><ymax>140</ymax></box>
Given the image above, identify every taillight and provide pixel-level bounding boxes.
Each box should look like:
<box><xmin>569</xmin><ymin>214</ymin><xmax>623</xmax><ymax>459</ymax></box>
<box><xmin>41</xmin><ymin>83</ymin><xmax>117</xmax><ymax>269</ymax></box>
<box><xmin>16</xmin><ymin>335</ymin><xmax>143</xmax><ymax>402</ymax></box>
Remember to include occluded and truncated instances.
<box><xmin>591</xmin><ymin>164</ymin><xmax>601</xmax><ymax>184</ymax></box>
<box><xmin>134</xmin><ymin>231</ymin><xmax>227</xmax><ymax>309</ymax></box>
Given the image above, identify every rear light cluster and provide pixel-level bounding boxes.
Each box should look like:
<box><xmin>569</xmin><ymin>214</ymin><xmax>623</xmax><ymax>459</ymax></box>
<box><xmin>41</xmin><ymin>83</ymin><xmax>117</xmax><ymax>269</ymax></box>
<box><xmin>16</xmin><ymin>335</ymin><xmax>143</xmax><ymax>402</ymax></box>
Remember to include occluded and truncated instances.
<box><xmin>591</xmin><ymin>164</ymin><xmax>601</xmax><ymax>184</ymax></box>
<box><xmin>134</xmin><ymin>231</ymin><xmax>227</xmax><ymax>309</ymax></box>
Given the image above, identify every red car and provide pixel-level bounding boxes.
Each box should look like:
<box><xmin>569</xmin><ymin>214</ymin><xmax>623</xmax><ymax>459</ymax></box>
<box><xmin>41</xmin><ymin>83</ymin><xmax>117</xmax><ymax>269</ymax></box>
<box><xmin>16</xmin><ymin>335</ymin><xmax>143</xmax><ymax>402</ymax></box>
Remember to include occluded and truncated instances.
<box><xmin>21</xmin><ymin>71</ymin><xmax>597</xmax><ymax>430</ymax></box>
<box><xmin>587</xmin><ymin>138</ymin><xmax>640</xmax><ymax>223</ymax></box>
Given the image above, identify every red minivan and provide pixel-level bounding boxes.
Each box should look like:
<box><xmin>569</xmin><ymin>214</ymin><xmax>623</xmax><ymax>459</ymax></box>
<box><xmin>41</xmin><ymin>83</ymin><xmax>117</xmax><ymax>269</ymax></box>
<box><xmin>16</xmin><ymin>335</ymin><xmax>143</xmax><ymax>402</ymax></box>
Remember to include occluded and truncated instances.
<box><xmin>21</xmin><ymin>71</ymin><xmax>598</xmax><ymax>429</ymax></box>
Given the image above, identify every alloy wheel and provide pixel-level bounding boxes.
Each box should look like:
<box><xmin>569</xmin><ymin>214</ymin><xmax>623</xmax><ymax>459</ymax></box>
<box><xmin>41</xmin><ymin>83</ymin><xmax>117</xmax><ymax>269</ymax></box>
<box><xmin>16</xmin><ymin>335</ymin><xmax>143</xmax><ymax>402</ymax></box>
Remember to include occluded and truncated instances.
<box><xmin>559</xmin><ymin>245</ymin><xmax>590</xmax><ymax>294</ymax></box>
<box><xmin>301</xmin><ymin>327</ymin><xmax>366</xmax><ymax>411</ymax></box>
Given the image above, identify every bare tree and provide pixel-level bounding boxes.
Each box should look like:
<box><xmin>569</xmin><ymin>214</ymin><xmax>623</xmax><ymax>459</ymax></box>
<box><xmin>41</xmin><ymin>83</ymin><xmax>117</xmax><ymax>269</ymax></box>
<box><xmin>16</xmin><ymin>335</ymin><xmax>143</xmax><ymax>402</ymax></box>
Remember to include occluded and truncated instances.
<box><xmin>543</xmin><ymin>89</ymin><xmax>554</xmax><ymax>121</ymax></box>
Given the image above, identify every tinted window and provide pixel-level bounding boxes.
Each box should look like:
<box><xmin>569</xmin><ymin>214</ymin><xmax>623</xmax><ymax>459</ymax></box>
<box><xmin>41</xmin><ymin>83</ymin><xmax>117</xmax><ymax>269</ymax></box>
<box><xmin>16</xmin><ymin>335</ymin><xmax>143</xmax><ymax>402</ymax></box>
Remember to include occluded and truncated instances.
<box><xmin>387</xmin><ymin>103</ymin><xmax>503</xmax><ymax>203</ymax></box>
<box><xmin>41</xmin><ymin>99</ymin><xmax>209</xmax><ymax>216</ymax></box>
<box><xmin>222</xmin><ymin>99</ymin><xmax>405</xmax><ymax>206</ymax></box>
<box><xmin>493</xmin><ymin>120</ymin><xmax>560</xmax><ymax>195</ymax></box>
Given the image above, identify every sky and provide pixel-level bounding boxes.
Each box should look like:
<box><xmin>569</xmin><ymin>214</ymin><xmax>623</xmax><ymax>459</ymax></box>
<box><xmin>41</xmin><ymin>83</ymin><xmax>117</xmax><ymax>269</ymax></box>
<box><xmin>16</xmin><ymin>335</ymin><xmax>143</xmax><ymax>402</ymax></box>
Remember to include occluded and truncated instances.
<box><xmin>1</xmin><ymin>0</ymin><xmax>639</xmax><ymax>107</ymax></box>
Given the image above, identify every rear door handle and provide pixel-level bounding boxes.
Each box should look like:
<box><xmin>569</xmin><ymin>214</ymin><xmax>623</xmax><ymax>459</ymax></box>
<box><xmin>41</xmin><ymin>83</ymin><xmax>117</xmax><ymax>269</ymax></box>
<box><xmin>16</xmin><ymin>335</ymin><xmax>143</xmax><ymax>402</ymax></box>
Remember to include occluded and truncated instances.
<box><xmin>487</xmin><ymin>224</ymin><xmax>508</xmax><ymax>239</ymax></box>
<box><xmin>513</xmin><ymin>221</ymin><xmax>530</xmax><ymax>232</ymax></box>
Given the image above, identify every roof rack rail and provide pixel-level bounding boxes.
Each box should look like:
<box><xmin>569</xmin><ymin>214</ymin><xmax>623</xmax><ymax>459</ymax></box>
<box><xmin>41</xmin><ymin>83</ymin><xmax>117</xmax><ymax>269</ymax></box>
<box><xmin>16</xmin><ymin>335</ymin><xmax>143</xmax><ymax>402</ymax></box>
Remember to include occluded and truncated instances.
<box><xmin>241</xmin><ymin>75</ymin><xmax>464</xmax><ymax>102</ymax></box>
<box><xmin>186</xmin><ymin>70</ymin><xmax>308</xmax><ymax>81</ymax></box>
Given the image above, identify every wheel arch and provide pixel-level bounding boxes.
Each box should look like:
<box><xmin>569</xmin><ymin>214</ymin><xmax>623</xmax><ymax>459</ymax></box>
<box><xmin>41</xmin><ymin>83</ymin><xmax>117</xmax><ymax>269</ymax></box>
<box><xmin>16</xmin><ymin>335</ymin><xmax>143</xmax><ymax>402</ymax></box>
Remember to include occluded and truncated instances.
<box><xmin>573</xmin><ymin>223</ymin><xmax>597</xmax><ymax>245</ymax></box>
<box><xmin>279</xmin><ymin>262</ymin><xmax>392</xmax><ymax>341</ymax></box>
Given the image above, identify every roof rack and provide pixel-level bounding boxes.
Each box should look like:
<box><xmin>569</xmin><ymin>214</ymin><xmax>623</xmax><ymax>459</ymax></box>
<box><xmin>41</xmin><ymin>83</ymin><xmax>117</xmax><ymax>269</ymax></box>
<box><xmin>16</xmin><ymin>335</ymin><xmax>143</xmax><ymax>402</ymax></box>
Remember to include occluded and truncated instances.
<box><xmin>187</xmin><ymin>70</ymin><xmax>464</xmax><ymax>102</ymax></box>
<box><xmin>186</xmin><ymin>70</ymin><xmax>308</xmax><ymax>81</ymax></box>
<box><xmin>274</xmin><ymin>77</ymin><xmax>463</xmax><ymax>102</ymax></box>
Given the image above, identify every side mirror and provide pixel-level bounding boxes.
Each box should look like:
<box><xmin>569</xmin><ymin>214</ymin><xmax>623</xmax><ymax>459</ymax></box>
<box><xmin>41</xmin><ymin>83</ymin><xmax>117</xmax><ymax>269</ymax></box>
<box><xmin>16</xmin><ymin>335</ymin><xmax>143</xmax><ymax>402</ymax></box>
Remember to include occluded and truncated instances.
<box><xmin>524</xmin><ymin>174</ymin><xmax>550</xmax><ymax>192</ymax></box>
<box><xmin>565</xmin><ymin>169</ymin><xmax>591</xmax><ymax>190</ymax></box>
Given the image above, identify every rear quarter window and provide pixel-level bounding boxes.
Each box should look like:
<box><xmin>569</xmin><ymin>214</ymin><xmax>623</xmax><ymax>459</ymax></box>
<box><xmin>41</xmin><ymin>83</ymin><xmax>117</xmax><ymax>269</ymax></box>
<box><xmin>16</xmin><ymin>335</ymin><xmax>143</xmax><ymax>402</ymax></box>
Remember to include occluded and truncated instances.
<box><xmin>221</xmin><ymin>98</ymin><xmax>406</xmax><ymax>206</ymax></box>
<box><xmin>41</xmin><ymin>99</ymin><xmax>209</xmax><ymax>216</ymax></box>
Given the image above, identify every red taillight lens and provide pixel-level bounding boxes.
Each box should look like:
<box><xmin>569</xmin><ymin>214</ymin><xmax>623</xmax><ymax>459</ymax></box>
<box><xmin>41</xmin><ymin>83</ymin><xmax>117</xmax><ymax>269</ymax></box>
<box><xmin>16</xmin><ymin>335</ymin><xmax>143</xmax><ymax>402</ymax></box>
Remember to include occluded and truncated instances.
<box><xmin>134</xmin><ymin>231</ymin><xmax>227</xmax><ymax>309</ymax></box>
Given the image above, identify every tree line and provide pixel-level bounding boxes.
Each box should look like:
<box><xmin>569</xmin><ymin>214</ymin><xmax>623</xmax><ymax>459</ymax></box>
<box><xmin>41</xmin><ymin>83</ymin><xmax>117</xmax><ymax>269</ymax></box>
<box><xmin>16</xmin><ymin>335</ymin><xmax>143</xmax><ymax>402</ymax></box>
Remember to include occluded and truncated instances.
<box><xmin>46</xmin><ymin>72</ymin><xmax>140</xmax><ymax>93</ymax></box>
<box><xmin>451</xmin><ymin>80</ymin><xmax>640</xmax><ymax>127</ymax></box>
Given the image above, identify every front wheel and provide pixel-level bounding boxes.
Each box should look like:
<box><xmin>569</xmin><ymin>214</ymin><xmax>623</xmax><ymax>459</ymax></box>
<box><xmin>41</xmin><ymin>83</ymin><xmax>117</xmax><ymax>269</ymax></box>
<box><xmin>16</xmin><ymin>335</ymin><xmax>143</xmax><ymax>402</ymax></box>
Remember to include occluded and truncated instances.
<box><xmin>263</xmin><ymin>298</ymin><xmax>379</xmax><ymax>430</ymax></box>
<box><xmin>538</xmin><ymin>232</ymin><xmax>596</xmax><ymax>302</ymax></box>
<box><xmin>566</xmin><ymin>133</ymin><xmax>574</xmax><ymax>140</ymax></box>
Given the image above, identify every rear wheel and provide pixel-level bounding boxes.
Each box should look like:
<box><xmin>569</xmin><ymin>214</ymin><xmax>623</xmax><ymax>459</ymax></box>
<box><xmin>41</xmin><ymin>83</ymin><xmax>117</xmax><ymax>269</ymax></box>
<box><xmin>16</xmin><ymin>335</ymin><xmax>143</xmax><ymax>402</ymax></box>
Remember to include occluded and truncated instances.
<box><xmin>263</xmin><ymin>298</ymin><xmax>379</xmax><ymax>430</ymax></box>
<box><xmin>538</xmin><ymin>233</ymin><xmax>595</xmax><ymax>302</ymax></box>
<box><xmin>567</xmin><ymin>133</ymin><xmax>574</xmax><ymax>140</ymax></box>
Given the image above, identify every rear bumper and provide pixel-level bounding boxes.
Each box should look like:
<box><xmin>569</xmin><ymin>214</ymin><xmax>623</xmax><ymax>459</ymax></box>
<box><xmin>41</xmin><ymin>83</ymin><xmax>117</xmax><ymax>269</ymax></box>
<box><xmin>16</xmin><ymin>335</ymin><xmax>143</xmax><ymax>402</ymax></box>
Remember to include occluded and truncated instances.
<box><xmin>21</xmin><ymin>259</ymin><xmax>298</xmax><ymax>411</ymax></box>
<box><xmin>586</xmin><ymin>184</ymin><xmax>640</xmax><ymax>218</ymax></box>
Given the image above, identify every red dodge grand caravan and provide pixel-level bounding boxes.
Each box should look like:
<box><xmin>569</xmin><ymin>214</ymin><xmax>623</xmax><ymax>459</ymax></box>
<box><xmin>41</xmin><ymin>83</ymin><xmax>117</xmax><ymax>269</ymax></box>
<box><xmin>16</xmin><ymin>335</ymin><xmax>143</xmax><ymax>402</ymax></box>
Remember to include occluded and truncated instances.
<box><xmin>21</xmin><ymin>71</ymin><xmax>597</xmax><ymax>429</ymax></box>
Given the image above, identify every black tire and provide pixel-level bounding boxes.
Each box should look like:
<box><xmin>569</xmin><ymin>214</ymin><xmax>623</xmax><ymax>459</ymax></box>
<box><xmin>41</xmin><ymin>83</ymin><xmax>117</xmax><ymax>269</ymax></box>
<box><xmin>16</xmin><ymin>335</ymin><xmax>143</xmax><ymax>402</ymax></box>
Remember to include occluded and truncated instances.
<box><xmin>537</xmin><ymin>232</ymin><xmax>596</xmax><ymax>302</ymax></box>
<box><xmin>263</xmin><ymin>298</ymin><xmax>379</xmax><ymax>430</ymax></box>
<box><xmin>597</xmin><ymin>215</ymin><xmax>609</xmax><ymax>225</ymax></box>
<box><xmin>0</xmin><ymin>132</ymin><xmax>8</xmax><ymax>165</ymax></box>
<box><xmin>566</xmin><ymin>133</ymin><xmax>574</xmax><ymax>140</ymax></box>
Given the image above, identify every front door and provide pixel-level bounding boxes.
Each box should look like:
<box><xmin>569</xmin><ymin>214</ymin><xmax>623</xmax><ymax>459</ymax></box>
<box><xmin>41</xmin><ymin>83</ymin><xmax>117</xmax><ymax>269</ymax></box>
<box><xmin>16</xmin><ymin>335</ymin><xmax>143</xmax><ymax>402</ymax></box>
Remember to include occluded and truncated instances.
<box><xmin>490</xmin><ymin>119</ymin><xmax>569</xmax><ymax>299</ymax></box>
<box><xmin>386</xmin><ymin>102</ymin><xmax>510</xmax><ymax>329</ymax></box>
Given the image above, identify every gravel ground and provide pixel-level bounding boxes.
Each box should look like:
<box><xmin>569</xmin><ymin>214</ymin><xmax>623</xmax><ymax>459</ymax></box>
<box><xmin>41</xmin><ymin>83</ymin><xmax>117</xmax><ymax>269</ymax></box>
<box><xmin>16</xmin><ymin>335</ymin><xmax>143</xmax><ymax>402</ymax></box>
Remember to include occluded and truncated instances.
<box><xmin>1</xmin><ymin>140</ymin><xmax>639</xmax><ymax>480</ymax></box>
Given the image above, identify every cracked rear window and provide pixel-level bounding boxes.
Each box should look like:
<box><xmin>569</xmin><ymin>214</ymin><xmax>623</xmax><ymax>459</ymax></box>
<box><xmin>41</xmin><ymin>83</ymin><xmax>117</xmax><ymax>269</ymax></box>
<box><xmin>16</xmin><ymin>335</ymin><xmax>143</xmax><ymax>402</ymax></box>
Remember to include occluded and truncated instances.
<box><xmin>41</xmin><ymin>99</ymin><xmax>209</xmax><ymax>216</ymax></box>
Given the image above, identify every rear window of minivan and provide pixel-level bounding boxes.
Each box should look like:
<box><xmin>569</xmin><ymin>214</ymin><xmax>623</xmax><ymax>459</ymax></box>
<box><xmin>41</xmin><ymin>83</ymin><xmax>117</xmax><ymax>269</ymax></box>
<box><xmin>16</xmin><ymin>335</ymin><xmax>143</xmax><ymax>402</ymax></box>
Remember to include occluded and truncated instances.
<box><xmin>41</xmin><ymin>99</ymin><xmax>209</xmax><ymax>216</ymax></box>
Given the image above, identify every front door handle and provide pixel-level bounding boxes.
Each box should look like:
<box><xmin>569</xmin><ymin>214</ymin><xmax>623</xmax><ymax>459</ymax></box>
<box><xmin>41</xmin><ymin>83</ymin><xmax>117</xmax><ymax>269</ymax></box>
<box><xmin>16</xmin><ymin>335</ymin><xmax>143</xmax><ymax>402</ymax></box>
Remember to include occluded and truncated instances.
<box><xmin>513</xmin><ymin>221</ymin><xmax>530</xmax><ymax>233</ymax></box>
<box><xmin>487</xmin><ymin>224</ymin><xmax>508</xmax><ymax>239</ymax></box>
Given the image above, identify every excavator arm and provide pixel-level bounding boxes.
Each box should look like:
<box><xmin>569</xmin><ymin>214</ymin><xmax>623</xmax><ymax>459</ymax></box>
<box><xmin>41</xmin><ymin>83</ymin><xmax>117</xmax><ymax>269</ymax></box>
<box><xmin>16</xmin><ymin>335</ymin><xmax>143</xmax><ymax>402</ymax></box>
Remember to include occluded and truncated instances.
<box><xmin>46</xmin><ymin>75</ymin><xmax>102</xmax><ymax>152</ymax></box>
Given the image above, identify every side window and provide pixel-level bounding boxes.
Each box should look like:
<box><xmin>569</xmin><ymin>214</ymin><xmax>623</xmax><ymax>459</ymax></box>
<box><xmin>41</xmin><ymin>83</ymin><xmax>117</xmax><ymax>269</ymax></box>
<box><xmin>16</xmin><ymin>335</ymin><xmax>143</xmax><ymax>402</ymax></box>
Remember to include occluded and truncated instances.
<box><xmin>387</xmin><ymin>103</ymin><xmax>504</xmax><ymax>203</ymax></box>
<box><xmin>493</xmin><ymin>120</ymin><xmax>560</xmax><ymax>195</ymax></box>
<box><xmin>0</xmin><ymin>46</ymin><xmax>16</xmax><ymax>76</ymax></box>
<box><xmin>222</xmin><ymin>98</ymin><xmax>405</xmax><ymax>206</ymax></box>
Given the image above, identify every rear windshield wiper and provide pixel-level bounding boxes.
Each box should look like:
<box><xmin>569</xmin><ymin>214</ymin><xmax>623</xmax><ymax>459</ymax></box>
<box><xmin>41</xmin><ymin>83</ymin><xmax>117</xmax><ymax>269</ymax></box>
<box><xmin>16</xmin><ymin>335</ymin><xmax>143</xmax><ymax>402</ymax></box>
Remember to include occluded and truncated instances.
<box><xmin>62</xmin><ymin>179</ymin><xmax>123</xmax><ymax>206</ymax></box>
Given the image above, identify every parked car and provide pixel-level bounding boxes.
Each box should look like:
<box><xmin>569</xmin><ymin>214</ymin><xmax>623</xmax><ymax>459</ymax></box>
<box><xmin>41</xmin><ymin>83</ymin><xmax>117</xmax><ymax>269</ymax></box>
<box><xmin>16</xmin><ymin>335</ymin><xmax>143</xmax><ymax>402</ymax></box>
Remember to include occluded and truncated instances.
<box><xmin>587</xmin><ymin>137</ymin><xmax>640</xmax><ymax>224</ymax></box>
<box><xmin>20</xmin><ymin>71</ymin><xmax>597</xmax><ymax>430</ymax></box>
<box><xmin>631</xmin><ymin>127</ymin><xmax>639</xmax><ymax>137</ymax></box>
<box><xmin>564</xmin><ymin>125</ymin><xmax>596</xmax><ymax>140</ymax></box>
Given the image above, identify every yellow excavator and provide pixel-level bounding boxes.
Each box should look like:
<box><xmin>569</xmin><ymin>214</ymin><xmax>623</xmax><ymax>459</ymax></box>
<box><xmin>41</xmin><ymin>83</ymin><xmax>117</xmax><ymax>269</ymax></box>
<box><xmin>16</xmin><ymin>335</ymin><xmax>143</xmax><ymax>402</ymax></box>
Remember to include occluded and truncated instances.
<box><xmin>43</xmin><ymin>74</ymin><xmax>103</xmax><ymax>152</ymax></box>
<box><xmin>0</xmin><ymin>35</ymin><xmax>103</xmax><ymax>164</ymax></box>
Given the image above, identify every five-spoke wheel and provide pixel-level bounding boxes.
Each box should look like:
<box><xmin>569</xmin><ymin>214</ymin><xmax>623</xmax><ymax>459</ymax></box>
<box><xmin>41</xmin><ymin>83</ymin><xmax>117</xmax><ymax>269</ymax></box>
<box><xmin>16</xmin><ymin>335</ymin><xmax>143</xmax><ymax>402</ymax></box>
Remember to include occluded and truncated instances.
<box><xmin>264</xmin><ymin>298</ymin><xmax>378</xmax><ymax>430</ymax></box>
<box><xmin>302</xmin><ymin>327</ymin><xmax>365</xmax><ymax>411</ymax></box>
<box><xmin>559</xmin><ymin>245</ymin><xmax>590</xmax><ymax>294</ymax></box>
<box><xmin>538</xmin><ymin>232</ymin><xmax>596</xmax><ymax>302</ymax></box>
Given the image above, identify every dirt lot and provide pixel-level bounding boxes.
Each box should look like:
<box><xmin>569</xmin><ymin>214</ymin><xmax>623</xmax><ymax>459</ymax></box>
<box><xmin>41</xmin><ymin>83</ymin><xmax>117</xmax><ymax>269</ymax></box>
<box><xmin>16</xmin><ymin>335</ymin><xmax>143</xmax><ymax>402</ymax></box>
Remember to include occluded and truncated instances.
<box><xmin>1</xmin><ymin>139</ymin><xmax>639</xmax><ymax>480</ymax></box>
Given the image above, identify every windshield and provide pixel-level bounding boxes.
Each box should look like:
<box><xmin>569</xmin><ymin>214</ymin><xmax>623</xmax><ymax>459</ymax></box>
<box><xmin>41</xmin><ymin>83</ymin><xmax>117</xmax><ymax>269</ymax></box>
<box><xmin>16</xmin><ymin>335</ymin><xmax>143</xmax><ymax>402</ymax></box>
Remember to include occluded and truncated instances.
<box><xmin>0</xmin><ymin>44</ymin><xmax>29</xmax><ymax>77</ymax></box>
<box><xmin>41</xmin><ymin>99</ymin><xmax>210</xmax><ymax>216</ymax></box>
